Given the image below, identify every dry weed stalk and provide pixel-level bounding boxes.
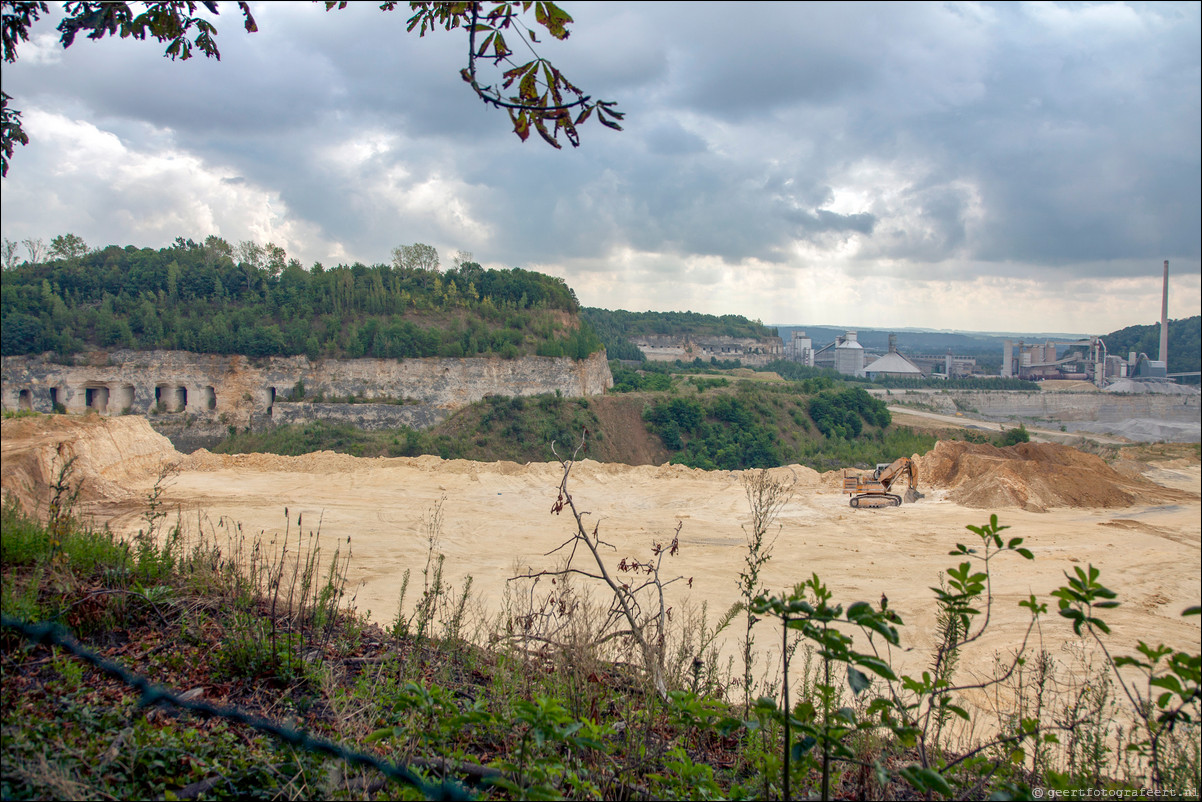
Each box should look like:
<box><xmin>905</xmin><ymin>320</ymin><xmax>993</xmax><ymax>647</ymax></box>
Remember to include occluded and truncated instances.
<box><xmin>738</xmin><ymin>467</ymin><xmax>795</xmax><ymax>713</ymax></box>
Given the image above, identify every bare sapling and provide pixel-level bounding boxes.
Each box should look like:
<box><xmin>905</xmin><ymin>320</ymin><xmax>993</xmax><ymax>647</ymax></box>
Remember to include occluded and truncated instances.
<box><xmin>511</xmin><ymin>430</ymin><xmax>689</xmax><ymax>700</ymax></box>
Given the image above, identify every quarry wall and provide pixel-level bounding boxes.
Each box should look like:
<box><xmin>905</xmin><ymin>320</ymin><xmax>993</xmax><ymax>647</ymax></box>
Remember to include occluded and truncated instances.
<box><xmin>0</xmin><ymin>349</ymin><xmax>613</xmax><ymax>434</ymax></box>
<box><xmin>633</xmin><ymin>334</ymin><xmax>785</xmax><ymax>366</ymax></box>
<box><xmin>886</xmin><ymin>389</ymin><xmax>1199</xmax><ymax>423</ymax></box>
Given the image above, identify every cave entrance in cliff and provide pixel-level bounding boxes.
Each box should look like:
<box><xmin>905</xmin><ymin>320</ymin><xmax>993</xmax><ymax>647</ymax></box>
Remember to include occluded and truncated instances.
<box><xmin>203</xmin><ymin>386</ymin><xmax>216</xmax><ymax>411</ymax></box>
<box><xmin>18</xmin><ymin>389</ymin><xmax>32</xmax><ymax>410</ymax></box>
<box><xmin>85</xmin><ymin>386</ymin><xmax>109</xmax><ymax>413</ymax></box>
<box><xmin>155</xmin><ymin>384</ymin><xmax>185</xmax><ymax>412</ymax></box>
<box><xmin>49</xmin><ymin>387</ymin><xmax>60</xmax><ymax>410</ymax></box>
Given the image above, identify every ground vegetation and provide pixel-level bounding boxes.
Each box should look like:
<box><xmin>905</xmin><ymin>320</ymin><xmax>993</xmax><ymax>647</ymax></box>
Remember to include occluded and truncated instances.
<box><xmin>2</xmin><ymin>454</ymin><xmax>1197</xmax><ymax>800</ymax></box>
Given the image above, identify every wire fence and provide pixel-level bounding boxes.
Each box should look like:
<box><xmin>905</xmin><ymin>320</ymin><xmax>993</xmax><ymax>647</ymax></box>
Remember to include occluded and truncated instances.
<box><xmin>1</xmin><ymin>613</ymin><xmax>474</xmax><ymax>801</ymax></box>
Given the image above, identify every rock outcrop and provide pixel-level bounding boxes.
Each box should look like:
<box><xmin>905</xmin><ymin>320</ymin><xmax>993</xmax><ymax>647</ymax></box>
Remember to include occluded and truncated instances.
<box><xmin>1</xmin><ymin>350</ymin><xmax>613</xmax><ymax>431</ymax></box>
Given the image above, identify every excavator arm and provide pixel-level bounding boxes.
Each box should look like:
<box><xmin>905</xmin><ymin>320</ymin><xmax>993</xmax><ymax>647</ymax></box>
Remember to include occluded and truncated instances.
<box><xmin>875</xmin><ymin>458</ymin><xmax>917</xmax><ymax>491</ymax></box>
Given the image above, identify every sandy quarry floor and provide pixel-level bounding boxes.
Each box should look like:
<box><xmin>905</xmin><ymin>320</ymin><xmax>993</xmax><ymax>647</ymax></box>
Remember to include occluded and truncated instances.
<box><xmin>4</xmin><ymin>415</ymin><xmax>1200</xmax><ymax>695</ymax></box>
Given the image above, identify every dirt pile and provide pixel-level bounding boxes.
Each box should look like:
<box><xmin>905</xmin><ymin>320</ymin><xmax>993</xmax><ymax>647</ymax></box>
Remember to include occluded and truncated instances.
<box><xmin>916</xmin><ymin>440</ymin><xmax>1191</xmax><ymax>512</ymax></box>
<box><xmin>1</xmin><ymin>415</ymin><xmax>181</xmax><ymax>513</ymax></box>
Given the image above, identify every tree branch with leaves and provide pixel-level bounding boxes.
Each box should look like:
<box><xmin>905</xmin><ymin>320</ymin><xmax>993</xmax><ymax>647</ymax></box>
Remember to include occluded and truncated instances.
<box><xmin>397</xmin><ymin>0</ymin><xmax>623</xmax><ymax>149</ymax></box>
<box><xmin>2</xmin><ymin>0</ymin><xmax>620</xmax><ymax>177</ymax></box>
<box><xmin>1</xmin><ymin>0</ymin><xmax>257</xmax><ymax>177</ymax></box>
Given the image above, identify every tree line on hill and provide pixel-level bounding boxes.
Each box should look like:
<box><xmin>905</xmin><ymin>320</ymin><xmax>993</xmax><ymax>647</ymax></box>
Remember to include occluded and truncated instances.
<box><xmin>1103</xmin><ymin>316</ymin><xmax>1201</xmax><ymax>381</ymax></box>
<box><xmin>582</xmin><ymin>307</ymin><xmax>776</xmax><ymax>362</ymax></box>
<box><xmin>0</xmin><ymin>236</ymin><xmax>601</xmax><ymax>360</ymax></box>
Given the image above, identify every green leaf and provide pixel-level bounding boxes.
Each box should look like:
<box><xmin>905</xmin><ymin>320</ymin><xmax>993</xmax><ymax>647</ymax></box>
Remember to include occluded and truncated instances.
<box><xmin>944</xmin><ymin>703</ymin><xmax>970</xmax><ymax>721</ymax></box>
<box><xmin>847</xmin><ymin>600</ymin><xmax>873</xmax><ymax>620</ymax></box>
<box><xmin>791</xmin><ymin>735</ymin><xmax>817</xmax><ymax>758</ymax></box>
<box><xmin>854</xmin><ymin>654</ymin><xmax>898</xmax><ymax>681</ymax></box>
<box><xmin>754</xmin><ymin>696</ymin><xmax>779</xmax><ymax>713</ymax></box>
<box><xmin>794</xmin><ymin>700</ymin><xmax>816</xmax><ymax>723</ymax></box>
<box><xmin>1150</xmin><ymin>675</ymin><xmax>1184</xmax><ymax>695</ymax></box>
<box><xmin>366</xmin><ymin>726</ymin><xmax>396</xmax><ymax>743</ymax></box>
<box><xmin>917</xmin><ymin>767</ymin><xmax>954</xmax><ymax>797</ymax></box>
<box><xmin>717</xmin><ymin>716</ymin><xmax>745</xmax><ymax>736</ymax></box>
<box><xmin>847</xmin><ymin>666</ymin><xmax>871</xmax><ymax>695</ymax></box>
<box><xmin>900</xmin><ymin>765</ymin><xmax>954</xmax><ymax>796</ymax></box>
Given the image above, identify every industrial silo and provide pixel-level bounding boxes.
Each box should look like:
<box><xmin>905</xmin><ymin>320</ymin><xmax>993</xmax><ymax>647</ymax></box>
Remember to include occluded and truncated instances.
<box><xmin>835</xmin><ymin>331</ymin><xmax>865</xmax><ymax>376</ymax></box>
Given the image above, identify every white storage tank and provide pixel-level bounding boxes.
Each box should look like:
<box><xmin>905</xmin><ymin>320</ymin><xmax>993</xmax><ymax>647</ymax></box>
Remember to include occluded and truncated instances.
<box><xmin>835</xmin><ymin>331</ymin><xmax>865</xmax><ymax>376</ymax></box>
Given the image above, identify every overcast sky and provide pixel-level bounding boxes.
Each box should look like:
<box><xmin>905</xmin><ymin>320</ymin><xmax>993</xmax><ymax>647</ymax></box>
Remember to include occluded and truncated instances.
<box><xmin>2</xmin><ymin>1</ymin><xmax>1199</xmax><ymax>334</ymax></box>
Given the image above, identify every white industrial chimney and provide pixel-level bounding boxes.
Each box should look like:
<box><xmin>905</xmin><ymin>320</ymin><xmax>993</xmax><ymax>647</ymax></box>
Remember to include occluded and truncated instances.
<box><xmin>1159</xmin><ymin>260</ymin><xmax>1169</xmax><ymax>365</ymax></box>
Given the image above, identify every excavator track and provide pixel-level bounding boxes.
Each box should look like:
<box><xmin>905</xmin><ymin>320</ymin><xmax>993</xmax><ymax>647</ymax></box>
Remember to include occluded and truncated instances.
<box><xmin>850</xmin><ymin>493</ymin><xmax>902</xmax><ymax>509</ymax></box>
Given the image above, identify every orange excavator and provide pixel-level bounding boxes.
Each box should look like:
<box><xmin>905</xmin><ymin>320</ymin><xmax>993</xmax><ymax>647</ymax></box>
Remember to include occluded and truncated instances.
<box><xmin>843</xmin><ymin>457</ymin><xmax>920</xmax><ymax>509</ymax></box>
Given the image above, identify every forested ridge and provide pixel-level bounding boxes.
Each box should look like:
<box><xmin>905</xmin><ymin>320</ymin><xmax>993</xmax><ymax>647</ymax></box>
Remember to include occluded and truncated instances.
<box><xmin>582</xmin><ymin>307</ymin><xmax>777</xmax><ymax>362</ymax></box>
<box><xmin>0</xmin><ymin>237</ymin><xmax>602</xmax><ymax>360</ymax></box>
<box><xmin>1103</xmin><ymin>316</ymin><xmax>1201</xmax><ymax>380</ymax></box>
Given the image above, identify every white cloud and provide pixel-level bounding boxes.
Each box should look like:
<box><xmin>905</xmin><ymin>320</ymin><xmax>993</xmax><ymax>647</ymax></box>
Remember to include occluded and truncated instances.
<box><xmin>1</xmin><ymin>1</ymin><xmax>1198</xmax><ymax>337</ymax></box>
<box><xmin>2</xmin><ymin>110</ymin><xmax>336</xmax><ymax>263</ymax></box>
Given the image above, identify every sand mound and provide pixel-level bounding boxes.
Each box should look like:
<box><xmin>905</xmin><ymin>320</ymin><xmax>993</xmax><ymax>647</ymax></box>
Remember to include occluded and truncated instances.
<box><xmin>1</xmin><ymin>415</ymin><xmax>182</xmax><ymax>513</ymax></box>
<box><xmin>179</xmin><ymin>448</ymin><xmax>373</xmax><ymax>475</ymax></box>
<box><xmin>916</xmin><ymin>441</ymin><xmax>1191</xmax><ymax>512</ymax></box>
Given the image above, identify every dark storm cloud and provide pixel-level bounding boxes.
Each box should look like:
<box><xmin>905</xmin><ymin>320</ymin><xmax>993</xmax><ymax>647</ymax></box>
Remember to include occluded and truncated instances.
<box><xmin>1</xmin><ymin>0</ymin><xmax>1198</xmax><ymax>316</ymax></box>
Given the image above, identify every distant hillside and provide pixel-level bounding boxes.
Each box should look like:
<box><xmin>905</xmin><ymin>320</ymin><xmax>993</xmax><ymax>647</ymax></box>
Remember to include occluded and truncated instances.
<box><xmin>582</xmin><ymin>308</ymin><xmax>776</xmax><ymax>362</ymax></box>
<box><xmin>1</xmin><ymin>239</ymin><xmax>601</xmax><ymax>360</ymax></box>
<box><xmin>1102</xmin><ymin>316</ymin><xmax>1201</xmax><ymax>381</ymax></box>
<box><xmin>775</xmin><ymin>326</ymin><xmax>1005</xmax><ymax>353</ymax></box>
<box><xmin>214</xmin><ymin>370</ymin><xmax>939</xmax><ymax>472</ymax></box>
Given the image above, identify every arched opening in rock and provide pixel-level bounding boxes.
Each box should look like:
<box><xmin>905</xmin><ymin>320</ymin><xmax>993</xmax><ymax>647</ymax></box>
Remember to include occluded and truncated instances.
<box><xmin>85</xmin><ymin>385</ymin><xmax>110</xmax><ymax>413</ymax></box>
<box><xmin>18</xmin><ymin>389</ymin><xmax>32</xmax><ymax>410</ymax></box>
<box><xmin>203</xmin><ymin>386</ymin><xmax>216</xmax><ymax>411</ymax></box>
<box><xmin>155</xmin><ymin>384</ymin><xmax>184</xmax><ymax>412</ymax></box>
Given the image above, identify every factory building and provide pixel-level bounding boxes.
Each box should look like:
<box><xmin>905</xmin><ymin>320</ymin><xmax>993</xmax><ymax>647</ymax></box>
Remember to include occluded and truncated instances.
<box><xmin>1001</xmin><ymin>338</ymin><xmax>1108</xmax><ymax>383</ymax></box>
<box><xmin>864</xmin><ymin>340</ymin><xmax>924</xmax><ymax>380</ymax></box>
<box><xmin>787</xmin><ymin>331</ymin><xmax>815</xmax><ymax>366</ymax></box>
<box><xmin>909</xmin><ymin>351</ymin><xmax>977</xmax><ymax>378</ymax></box>
<box><xmin>1000</xmin><ymin>338</ymin><xmax>1176</xmax><ymax>387</ymax></box>
<box><xmin>834</xmin><ymin>331</ymin><xmax>865</xmax><ymax>377</ymax></box>
<box><xmin>996</xmin><ymin>261</ymin><xmax>1196</xmax><ymax>389</ymax></box>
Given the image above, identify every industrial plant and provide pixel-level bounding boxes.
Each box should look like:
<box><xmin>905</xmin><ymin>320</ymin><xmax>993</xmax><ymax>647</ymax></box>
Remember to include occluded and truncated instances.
<box><xmin>786</xmin><ymin>330</ymin><xmax>980</xmax><ymax>381</ymax></box>
<box><xmin>786</xmin><ymin>261</ymin><xmax>1197</xmax><ymax>392</ymax></box>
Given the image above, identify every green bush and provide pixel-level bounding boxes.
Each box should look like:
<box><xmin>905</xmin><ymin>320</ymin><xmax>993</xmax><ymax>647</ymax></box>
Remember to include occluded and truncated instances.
<box><xmin>998</xmin><ymin>424</ymin><xmax>1031</xmax><ymax>446</ymax></box>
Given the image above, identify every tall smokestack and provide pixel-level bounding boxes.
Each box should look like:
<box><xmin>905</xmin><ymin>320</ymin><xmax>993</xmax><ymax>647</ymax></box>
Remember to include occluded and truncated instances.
<box><xmin>1159</xmin><ymin>260</ymin><xmax>1169</xmax><ymax>365</ymax></box>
